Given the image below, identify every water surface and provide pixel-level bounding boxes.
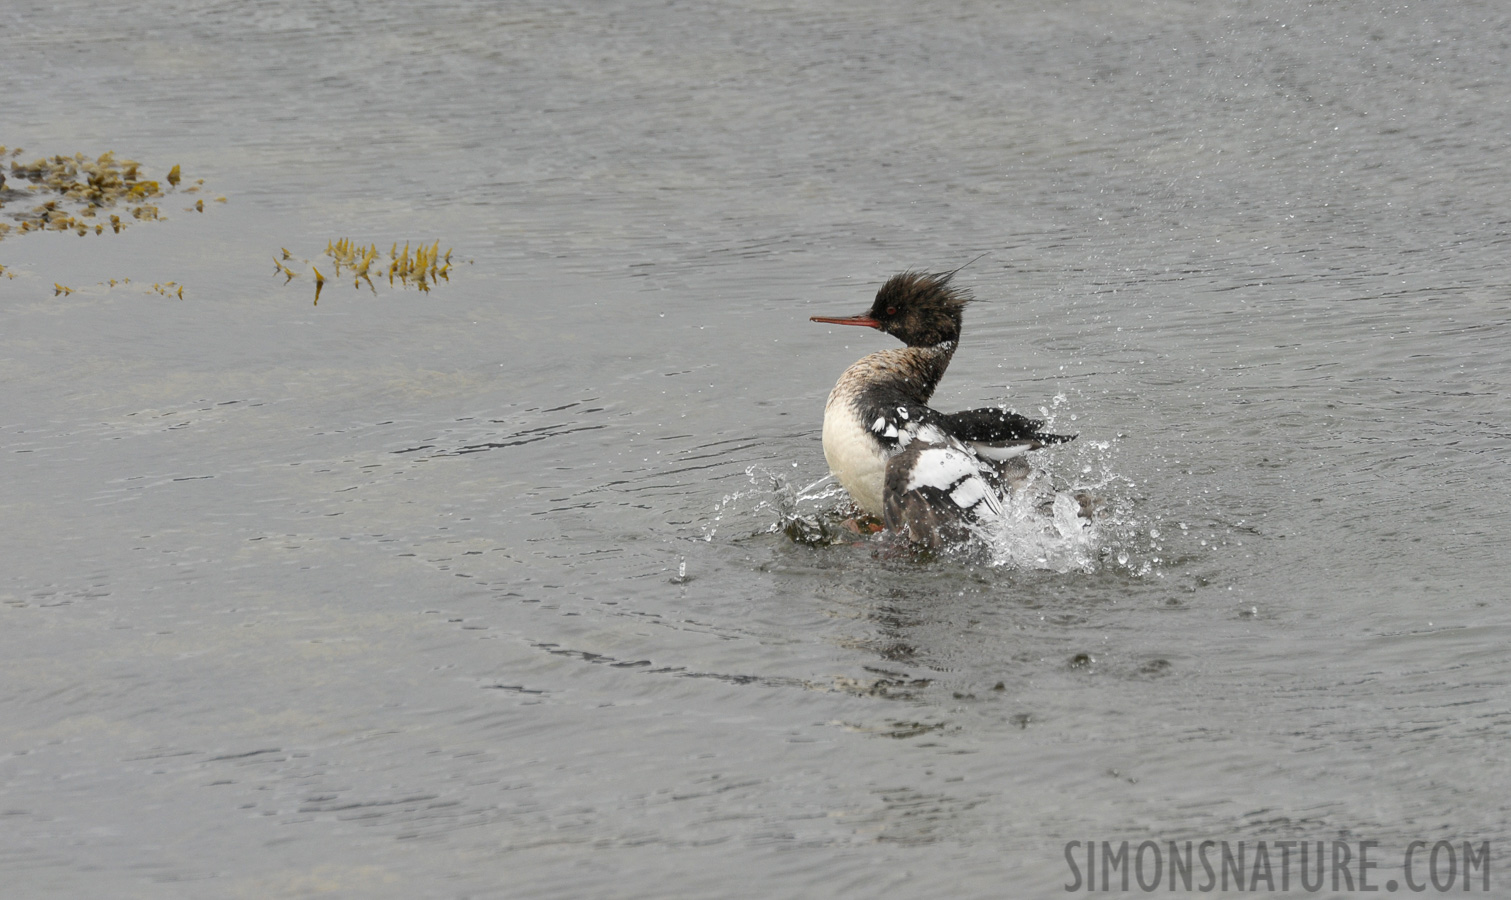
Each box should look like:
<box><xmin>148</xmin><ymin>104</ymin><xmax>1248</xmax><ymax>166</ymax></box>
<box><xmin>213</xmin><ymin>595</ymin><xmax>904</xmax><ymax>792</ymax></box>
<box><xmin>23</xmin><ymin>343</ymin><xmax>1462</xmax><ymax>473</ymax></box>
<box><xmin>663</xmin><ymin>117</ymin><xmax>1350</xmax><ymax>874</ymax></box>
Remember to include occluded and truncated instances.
<box><xmin>3</xmin><ymin>1</ymin><xmax>1510</xmax><ymax>896</ymax></box>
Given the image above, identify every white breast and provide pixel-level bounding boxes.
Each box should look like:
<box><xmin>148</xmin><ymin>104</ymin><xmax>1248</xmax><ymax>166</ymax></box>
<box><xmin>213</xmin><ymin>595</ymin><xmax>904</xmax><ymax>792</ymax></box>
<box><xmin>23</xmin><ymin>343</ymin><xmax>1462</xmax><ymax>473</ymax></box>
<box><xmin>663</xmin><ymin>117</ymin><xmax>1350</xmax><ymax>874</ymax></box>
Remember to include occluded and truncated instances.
<box><xmin>819</xmin><ymin>346</ymin><xmax>951</xmax><ymax>518</ymax></box>
<box><xmin>822</xmin><ymin>396</ymin><xmax>888</xmax><ymax>517</ymax></box>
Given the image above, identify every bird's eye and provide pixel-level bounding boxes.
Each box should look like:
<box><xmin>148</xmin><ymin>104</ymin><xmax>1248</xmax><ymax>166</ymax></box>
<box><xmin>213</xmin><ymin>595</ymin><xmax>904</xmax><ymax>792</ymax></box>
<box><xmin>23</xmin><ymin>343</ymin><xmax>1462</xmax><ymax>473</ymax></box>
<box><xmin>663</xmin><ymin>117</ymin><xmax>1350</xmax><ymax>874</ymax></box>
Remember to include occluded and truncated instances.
<box><xmin>886</xmin><ymin>306</ymin><xmax>896</xmax><ymax>316</ymax></box>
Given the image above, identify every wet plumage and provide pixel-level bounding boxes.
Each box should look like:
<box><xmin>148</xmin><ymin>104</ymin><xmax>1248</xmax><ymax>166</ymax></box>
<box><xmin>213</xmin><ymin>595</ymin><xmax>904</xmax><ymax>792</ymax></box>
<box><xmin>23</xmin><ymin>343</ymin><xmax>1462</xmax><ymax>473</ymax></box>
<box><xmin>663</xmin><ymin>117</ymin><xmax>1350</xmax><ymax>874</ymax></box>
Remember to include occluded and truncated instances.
<box><xmin>811</xmin><ymin>269</ymin><xmax>1074</xmax><ymax>548</ymax></box>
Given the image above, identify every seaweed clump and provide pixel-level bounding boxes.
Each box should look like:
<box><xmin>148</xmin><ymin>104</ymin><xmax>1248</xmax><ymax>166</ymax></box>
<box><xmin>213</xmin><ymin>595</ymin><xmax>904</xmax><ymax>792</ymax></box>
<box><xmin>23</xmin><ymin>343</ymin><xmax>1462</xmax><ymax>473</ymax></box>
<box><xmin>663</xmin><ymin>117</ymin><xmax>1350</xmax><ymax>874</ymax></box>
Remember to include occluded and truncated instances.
<box><xmin>276</xmin><ymin>238</ymin><xmax>456</xmax><ymax>304</ymax></box>
<box><xmin>0</xmin><ymin>147</ymin><xmax>220</xmax><ymax>242</ymax></box>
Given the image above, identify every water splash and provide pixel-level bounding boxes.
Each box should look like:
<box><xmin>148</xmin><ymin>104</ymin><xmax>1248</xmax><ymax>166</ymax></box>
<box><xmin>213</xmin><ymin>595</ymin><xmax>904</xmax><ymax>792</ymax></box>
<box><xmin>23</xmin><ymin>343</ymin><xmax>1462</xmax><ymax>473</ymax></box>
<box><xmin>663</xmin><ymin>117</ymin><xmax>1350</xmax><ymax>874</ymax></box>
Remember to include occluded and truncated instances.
<box><xmin>971</xmin><ymin>471</ymin><xmax>1101</xmax><ymax>573</ymax></box>
<box><xmin>703</xmin><ymin>447</ymin><xmax>1165</xmax><ymax>576</ymax></box>
<box><xmin>1049</xmin><ymin>436</ymin><xmax>1166</xmax><ymax>577</ymax></box>
<box><xmin>701</xmin><ymin>465</ymin><xmax>851</xmax><ymax>544</ymax></box>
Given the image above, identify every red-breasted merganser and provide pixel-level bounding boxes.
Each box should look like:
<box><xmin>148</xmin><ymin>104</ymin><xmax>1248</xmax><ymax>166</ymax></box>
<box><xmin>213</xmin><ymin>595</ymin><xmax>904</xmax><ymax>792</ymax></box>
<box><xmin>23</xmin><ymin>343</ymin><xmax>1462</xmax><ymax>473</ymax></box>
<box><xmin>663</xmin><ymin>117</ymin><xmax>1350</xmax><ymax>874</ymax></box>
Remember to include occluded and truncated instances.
<box><xmin>811</xmin><ymin>269</ymin><xmax>1074</xmax><ymax>548</ymax></box>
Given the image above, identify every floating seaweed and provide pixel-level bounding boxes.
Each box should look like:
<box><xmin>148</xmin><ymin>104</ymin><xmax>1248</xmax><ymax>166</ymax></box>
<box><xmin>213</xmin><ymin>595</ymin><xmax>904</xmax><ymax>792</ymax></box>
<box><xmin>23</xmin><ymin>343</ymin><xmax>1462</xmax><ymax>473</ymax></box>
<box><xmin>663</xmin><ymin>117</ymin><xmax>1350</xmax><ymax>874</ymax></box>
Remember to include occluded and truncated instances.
<box><xmin>277</xmin><ymin>237</ymin><xmax>459</xmax><ymax>305</ymax></box>
<box><xmin>1</xmin><ymin>148</ymin><xmax>217</xmax><ymax>300</ymax></box>
<box><xmin>0</xmin><ymin>148</ymin><xmax>211</xmax><ymax>244</ymax></box>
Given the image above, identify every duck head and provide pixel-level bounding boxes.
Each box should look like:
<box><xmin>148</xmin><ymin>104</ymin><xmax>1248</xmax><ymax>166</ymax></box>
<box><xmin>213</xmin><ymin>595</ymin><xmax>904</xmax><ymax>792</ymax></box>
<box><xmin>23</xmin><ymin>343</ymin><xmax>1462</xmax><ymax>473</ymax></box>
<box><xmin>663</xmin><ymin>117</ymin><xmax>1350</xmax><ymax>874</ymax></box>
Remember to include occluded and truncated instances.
<box><xmin>810</xmin><ymin>270</ymin><xmax>971</xmax><ymax>348</ymax></box>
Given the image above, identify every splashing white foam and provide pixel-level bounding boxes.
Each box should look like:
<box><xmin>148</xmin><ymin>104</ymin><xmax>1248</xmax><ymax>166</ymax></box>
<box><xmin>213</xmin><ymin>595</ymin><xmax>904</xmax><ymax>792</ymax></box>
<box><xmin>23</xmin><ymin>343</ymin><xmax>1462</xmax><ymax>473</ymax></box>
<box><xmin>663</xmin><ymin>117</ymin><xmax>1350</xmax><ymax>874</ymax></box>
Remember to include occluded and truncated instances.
<box><xmin>701</xmin><ymin>465</ymin><xmax>844</xmax><ymax>542</ymax></box>
<box><xmin>708</xmin><ymin>446</ymin><xmax>1165</xmax><ymax>577</ymax></box>
<box><xmin>970</xmin><ymin>475</ymin><xmax>1099</xmax><ymax>573</ymax></box>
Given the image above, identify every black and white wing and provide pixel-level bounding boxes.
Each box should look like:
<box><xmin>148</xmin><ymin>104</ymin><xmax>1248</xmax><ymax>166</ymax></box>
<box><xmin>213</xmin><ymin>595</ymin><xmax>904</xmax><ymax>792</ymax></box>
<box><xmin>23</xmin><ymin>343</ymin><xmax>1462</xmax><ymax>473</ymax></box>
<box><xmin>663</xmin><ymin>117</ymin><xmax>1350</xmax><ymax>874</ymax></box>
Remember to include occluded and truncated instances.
<box><xmin>860</xmin><ymin>401</ymin><xmax>1073</xmax><ymax>458</ymax></box>
<box><xmin>882</xmin><ymin>441</ymin><xmax>1003</xmax><ymax>550</ymax></box>
<box><xmin>940</xmin><ymin>406</ymin><xmax>1076</xmax><ymax>461</ymax></box>
<box><xmin>854</xmin><ymin>400</ymin><xmax>957</xmax><ymax>454</ymax></box>
<box><xmin>862</xmin><ymin>400</ymin><xmax>1077</xmax><ymax>549</ymax></box>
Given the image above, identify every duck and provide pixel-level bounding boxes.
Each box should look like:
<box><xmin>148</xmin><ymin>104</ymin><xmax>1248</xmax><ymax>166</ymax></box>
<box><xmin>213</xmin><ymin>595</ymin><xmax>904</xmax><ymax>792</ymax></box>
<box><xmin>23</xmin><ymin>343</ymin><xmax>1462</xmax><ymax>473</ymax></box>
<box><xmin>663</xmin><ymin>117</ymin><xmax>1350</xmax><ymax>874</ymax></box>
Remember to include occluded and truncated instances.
<box><xmin>810</xmin><ymin>269</ymin><xmax>1074</xmax><ymax>548</ymax></box>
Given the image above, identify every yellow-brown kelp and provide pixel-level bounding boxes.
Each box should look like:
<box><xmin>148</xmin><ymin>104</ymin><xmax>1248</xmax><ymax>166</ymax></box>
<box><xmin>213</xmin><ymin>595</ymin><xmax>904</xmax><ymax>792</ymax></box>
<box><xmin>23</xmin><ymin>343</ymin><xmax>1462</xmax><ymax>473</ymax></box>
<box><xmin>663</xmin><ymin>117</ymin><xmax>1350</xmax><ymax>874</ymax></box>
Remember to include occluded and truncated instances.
<box><xmin>278</xmin><ymin>238</ymin><xmax>457</xmax><ymax>304</ymax></box>
<box><xmin>0</xmin><ymin>148</ymin><xmax>211</xmax><ymax>244</ymax></box>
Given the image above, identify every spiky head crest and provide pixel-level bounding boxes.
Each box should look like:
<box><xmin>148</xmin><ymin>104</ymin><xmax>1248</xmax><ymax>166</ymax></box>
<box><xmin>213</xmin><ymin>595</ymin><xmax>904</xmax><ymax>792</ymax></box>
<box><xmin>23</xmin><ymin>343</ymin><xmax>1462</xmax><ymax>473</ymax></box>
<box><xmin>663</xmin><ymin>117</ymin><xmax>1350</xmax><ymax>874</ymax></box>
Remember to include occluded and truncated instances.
<box><xmin>867</xmin><ymin>270</ymin><xmax>972</xmax><ymax>347</ymax></box>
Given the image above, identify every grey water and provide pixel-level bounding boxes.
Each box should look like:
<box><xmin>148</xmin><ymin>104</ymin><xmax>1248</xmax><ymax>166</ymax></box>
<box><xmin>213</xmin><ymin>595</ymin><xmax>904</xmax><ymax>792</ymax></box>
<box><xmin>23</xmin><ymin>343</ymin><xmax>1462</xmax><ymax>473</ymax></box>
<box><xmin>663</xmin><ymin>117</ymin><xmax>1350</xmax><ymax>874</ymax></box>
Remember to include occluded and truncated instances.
<box><xmin>3</xmin><ymin>0</ymin><xmax>1510</xmax><ymax>896</ymax></box>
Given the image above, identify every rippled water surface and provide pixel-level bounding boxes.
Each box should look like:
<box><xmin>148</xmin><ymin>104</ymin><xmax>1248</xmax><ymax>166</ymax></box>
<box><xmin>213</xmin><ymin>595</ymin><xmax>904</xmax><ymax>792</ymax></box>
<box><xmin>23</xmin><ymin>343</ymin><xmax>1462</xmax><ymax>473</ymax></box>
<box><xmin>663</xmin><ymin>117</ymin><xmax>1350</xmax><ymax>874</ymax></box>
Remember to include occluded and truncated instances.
<box><xmin>4</xmin><ymin>1</ymin><xmax>1510</xmax><ymax>896</ymax></box>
